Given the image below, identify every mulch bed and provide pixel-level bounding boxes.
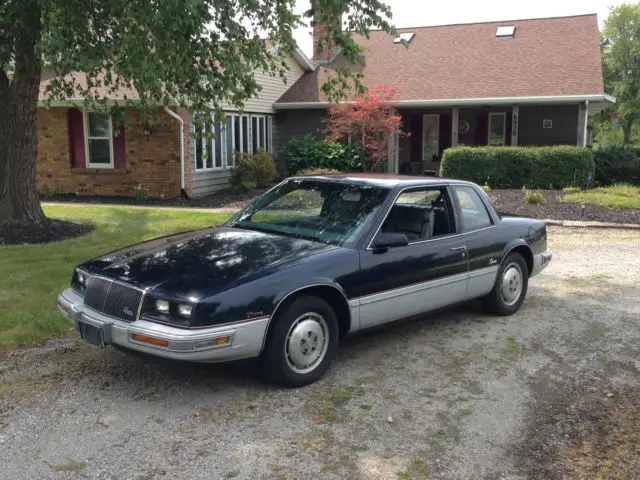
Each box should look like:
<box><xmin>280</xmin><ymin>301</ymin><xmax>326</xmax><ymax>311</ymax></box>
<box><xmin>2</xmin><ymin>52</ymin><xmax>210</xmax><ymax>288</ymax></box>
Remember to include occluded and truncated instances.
<box><xmin>0</xmin><ymin>219</ymin><xmax>94</xmax><ymax>246</ymax></box>
<box><xmin>489</xmin><ymin>189</ymin><xmax>640</xmax><ymax>224</ymax></box>
<box><xmin>44</xmin><ymin>188</ymin><xmax>640</xmax><ymax>225</ymax></box>
<box><xmin>45</xmin><ymin>189</ymin><xmax>268</xmax><ymax>211</ymax></box>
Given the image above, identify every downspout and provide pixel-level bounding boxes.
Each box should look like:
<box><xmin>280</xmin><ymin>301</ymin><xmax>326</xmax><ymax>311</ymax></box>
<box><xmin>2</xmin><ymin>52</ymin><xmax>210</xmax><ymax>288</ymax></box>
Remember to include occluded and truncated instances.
<box><xmin>583</xmin><ymin>100</ymin><xmax>589</xmax><ymax>147</ymax></box>
<box><xmin>164</xmin><ymin>107</ymin><xmax>187</xmax><ymax>198</ymax></box>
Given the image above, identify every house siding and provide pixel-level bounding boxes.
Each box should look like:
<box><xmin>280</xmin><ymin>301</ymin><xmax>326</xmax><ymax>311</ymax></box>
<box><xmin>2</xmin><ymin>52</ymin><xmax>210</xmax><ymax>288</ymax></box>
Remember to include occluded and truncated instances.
<box><xmin>518</xmin><ymin>105</ymin><xmax>579</xmax><ymax>146</ymax></box>
<box><xmin>274</xmin><ymin>108</ymin><xmax>327</xmax><ymax>151</ymax></box>
<box><xmin>222</xmin><ymin>55</ymin><xmax>306</xmax><ymax>114</ymax></box>
<box><xmin>189</xmin><ymin>54</ymin><xmax>307</xmax><ymax>197</ymax></box>
<box><xmin>37</xmin><ymin>107</ymin><xmax>184</xmax><ymax>199</ymax></box>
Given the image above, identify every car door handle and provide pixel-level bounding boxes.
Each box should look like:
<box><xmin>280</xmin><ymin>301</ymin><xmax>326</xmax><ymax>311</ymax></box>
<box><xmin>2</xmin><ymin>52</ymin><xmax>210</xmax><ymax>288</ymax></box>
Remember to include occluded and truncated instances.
<box><xmin>450</xmin><ymin>246</ymin><xmax>467</xmax><ymax>251</ymax></box>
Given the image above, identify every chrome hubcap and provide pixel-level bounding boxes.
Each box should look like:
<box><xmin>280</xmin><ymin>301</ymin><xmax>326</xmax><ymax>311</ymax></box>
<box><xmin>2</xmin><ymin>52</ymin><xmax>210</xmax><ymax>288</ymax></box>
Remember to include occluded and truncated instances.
<box><xmin>285</xmin><ymin>313</ymin><xmax>329</xmax><ymax>374</ymax></box>
<box><xmin>500</xmin><ymin>263</ymin><xmax>523</xmax><ymax>307</ymax></box>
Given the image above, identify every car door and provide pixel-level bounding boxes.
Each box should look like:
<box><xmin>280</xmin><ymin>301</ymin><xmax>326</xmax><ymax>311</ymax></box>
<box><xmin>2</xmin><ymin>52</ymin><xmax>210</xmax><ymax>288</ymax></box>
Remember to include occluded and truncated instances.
<box><xmin>450</xmin><ymin>184</ymin><xmax>504</xmax><ymax>300</ymax></box>
<box><xmin>355</xmin><ymin>186</ymin><xmax>469</xmax><ymax>330</ymax></box>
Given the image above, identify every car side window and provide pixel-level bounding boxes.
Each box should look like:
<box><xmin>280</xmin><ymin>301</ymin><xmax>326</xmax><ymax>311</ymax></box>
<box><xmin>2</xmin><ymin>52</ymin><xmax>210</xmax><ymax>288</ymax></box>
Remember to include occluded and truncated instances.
<box><xmin>454</xmin><ymin>186</ymin><xmax>493</xmax><ymax>232</ymax></box>
<box><xmin>381</xmin><ymin>187</ymin><xmax>455</xmax><ymax>242</ymax></box>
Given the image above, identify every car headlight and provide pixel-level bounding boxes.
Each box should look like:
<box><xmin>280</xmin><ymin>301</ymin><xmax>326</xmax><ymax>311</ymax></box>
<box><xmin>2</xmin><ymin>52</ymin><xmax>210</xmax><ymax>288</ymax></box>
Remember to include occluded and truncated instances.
<box><xmin>76</xmin><ymin>270</ymin><xmax>87</xmax><ymax>286</ymax></box>
<box><xmin>178</xmin><ymin>304</ymin><xmax>193</xmax><ymax>318</ymax></box>
<box><xmin>156</xmin><ymin>300</ymin><xmax>170</xmax><ymax>314</ymax></box>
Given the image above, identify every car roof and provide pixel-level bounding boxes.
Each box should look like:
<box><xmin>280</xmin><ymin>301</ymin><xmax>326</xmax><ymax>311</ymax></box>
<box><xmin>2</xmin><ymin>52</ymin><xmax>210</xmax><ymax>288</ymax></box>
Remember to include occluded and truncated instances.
<box><xmin>289</xmin><ymin>173</ymin><xmax>475</xmax><ymax>188</ymax></box>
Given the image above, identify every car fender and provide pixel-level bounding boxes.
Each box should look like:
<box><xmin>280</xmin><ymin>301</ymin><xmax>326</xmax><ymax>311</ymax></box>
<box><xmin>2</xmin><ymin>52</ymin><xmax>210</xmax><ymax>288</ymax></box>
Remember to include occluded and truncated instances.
<box><xmin>501</xmin><ymin>239</ymin><xmax>534</xmax><ymax>273</ymax></box>
<box><xmin>257</xmin><ymin>278</ymin><xmax>352</xmax><ymax>355</ymax></box>
<box><xmin>271</xmin><ymin>277</ymin><xmax>349</xmax><ymax>314</ymax></box>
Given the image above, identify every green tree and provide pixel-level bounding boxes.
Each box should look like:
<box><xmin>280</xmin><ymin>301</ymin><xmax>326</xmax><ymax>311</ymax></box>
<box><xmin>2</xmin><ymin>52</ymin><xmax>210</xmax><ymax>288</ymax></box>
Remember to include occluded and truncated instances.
<box><xmin>602</xmin><ymin>2</ymin><xmax>640</xmax><ymax>145</ymax></box>
<box><xmin>0</xmin><ymin>0</ymin><xmax>393</xmax><ymax>228</ymax></box>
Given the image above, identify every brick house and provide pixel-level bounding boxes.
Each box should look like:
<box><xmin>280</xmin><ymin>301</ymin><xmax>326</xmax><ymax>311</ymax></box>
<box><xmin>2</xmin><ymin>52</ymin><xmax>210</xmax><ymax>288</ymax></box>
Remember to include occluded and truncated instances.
<box><xmin>37</xmin><ymin>47</ymin><xmax>316</xmax><ymax>199</ymax></box>
<box><xmin>275</xmin><ymin>14</ymin><xmax>614</xmax><ymax>175</ymax></box>
<box><xmin>37</xmin><ymin>14</ymin><xmax>613</xmax><ymax>198</ymax></box>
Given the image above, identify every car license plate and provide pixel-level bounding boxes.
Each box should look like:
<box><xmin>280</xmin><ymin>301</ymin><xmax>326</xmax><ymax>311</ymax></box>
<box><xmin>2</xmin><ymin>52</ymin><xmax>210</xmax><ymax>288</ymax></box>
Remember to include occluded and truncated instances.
<box><xmin>77</xmin><ymin>320</ymin><xmax>105</xmax><ymax>347</ymax></box>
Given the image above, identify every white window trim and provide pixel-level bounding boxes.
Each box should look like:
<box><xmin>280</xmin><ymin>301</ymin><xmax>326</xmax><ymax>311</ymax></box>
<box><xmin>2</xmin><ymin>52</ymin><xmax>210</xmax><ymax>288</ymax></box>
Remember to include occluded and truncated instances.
<box><xmin>84</xmin><ymin>110</ymin><xmax>114</xmax><ymax>168</ymax></box>
<box><xmin>251</xmin><ymin>114</ymin><xmax>270</xmax><ymax>153</ymax></box>
<box><xmin>267</xmin><ymin>116</ymin><xmax>273</xmax><ymax>153</ymax></box>
<box><xmin>488</xmin><ymin>112</ymin><xmax>507</xmax><ymax>146</ymax></box>
<box><xmin>194</xmin><ymin>117</ymin><xmax>226</xmax><ymax>172</ymax></box>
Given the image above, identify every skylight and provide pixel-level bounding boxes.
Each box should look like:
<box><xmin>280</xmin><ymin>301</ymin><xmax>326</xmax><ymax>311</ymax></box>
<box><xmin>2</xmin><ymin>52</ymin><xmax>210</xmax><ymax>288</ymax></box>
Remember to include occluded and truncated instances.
<box><xmin>496</xmin><ymin>25</ymin><xmax>515</xmax><ymax>37</ymax></box>
<box><xmin>394</xmin><ymin>32</ymin><xmax>415</xmax><ymax>44</ymax></box>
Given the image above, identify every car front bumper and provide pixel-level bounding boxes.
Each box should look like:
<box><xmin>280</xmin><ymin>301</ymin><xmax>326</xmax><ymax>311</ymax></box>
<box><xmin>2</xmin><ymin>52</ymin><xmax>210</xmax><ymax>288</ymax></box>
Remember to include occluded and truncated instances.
<box><xmin>57</xmin><ymin>289</ymin><xmax>269</xmax><ymax>363</ymax></box>
<box><xmin>531</xmin><ymin>250</ymin><xmax>553</xmax><ymax>277</ymax></box>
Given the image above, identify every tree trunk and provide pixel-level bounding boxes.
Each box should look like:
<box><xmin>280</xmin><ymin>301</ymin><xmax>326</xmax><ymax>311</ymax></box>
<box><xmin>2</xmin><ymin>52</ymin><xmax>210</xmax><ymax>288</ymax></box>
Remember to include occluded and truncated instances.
<box><xmin>0</xmin><ymin>33</ymin><xmax>45</xmax><ymax>228</ymax></box>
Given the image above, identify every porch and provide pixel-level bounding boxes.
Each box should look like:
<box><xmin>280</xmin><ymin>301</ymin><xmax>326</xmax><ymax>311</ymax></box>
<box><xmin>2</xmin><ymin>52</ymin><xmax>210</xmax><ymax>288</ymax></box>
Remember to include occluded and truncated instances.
<box><xmin>390</xmin><ymin>103</ymin><xmax>590</xmax><ymax>175</ymax></box>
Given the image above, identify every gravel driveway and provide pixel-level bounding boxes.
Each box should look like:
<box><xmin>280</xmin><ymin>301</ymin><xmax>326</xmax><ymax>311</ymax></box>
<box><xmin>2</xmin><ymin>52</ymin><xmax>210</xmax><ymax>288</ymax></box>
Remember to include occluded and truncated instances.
<box><xmin>1</xmin><ymin>227</ymin><xmax>639</xmax><ymax>480</ymax></box>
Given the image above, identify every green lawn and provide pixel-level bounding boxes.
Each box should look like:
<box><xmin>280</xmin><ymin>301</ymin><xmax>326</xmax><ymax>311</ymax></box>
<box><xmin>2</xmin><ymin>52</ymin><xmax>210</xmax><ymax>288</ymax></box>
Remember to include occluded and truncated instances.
<box><xmin>0</xmin><ymin>205</ymin><xmax>232</xmax><ymax>351</ymax></box>
<box><xmin>561</xmin><ymin>184</ymin><xmax>640</xmax><ymax>210</ymax></box>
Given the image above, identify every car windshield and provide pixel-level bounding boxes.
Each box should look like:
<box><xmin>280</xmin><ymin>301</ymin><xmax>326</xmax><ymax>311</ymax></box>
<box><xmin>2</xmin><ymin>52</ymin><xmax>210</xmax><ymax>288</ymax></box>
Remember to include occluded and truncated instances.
<box><xmin>226</xmin><ymin>179</ymin><xmax>390</xmax><ymax>245</ymax></box>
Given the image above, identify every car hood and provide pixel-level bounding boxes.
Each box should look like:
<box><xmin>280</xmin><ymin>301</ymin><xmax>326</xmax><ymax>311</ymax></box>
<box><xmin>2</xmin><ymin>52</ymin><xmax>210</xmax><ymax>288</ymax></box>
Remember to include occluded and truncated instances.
<box><xmin>79</xmin><ymin>227</ymin><xmax>336</xmax><ymax>299</ymax></box>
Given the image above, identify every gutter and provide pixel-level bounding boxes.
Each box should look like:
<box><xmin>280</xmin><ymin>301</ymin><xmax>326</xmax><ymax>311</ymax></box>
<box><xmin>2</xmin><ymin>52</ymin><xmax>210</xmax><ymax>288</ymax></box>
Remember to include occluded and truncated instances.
<box><xmin>164</xmin><ymin>107</ymin><xmax>187</xmax><ymax>196</ymax></box>
<box><xmin>273</xmin><ymin>94</ymin><xmax>616</xmax><ymax>110</ymax></box>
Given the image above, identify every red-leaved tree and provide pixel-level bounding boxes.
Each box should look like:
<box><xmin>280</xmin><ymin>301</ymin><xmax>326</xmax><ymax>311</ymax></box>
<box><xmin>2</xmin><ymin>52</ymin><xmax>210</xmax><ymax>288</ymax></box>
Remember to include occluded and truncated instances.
<box><xmin>324</xmin><ymin>86</ymin><xmax>406</xmax><ymax>172</ymax></box>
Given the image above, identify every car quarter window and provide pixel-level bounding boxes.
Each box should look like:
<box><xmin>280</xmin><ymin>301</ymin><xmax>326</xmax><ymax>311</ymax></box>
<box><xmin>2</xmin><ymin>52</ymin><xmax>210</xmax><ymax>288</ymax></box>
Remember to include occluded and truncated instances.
<box><xmin>453</xmin><ymin>186</ymin><xmax>494</xmax><ymax>232</ymax></box>
<box><xmin>380</xmin><ymin>187</ymin><xmax>455</xmax><ymax>243</ymax></box>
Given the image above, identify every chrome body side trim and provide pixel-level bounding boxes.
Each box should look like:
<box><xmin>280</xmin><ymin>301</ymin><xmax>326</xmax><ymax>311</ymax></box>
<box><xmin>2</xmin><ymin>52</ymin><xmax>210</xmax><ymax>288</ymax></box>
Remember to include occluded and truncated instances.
<box><xmin>57</xmin><ymin>289</ymin><xmax>268</xmax><ymax>363</ymax></box>
<box><xmin>357</xmin><ymin>272</ymin><xmax>468</xmax><ymax>330</ymax></box>
<box><xmin>531</xmin><ymin>250</ymin><xmax>553</xmax><ymax>277</ymax></box>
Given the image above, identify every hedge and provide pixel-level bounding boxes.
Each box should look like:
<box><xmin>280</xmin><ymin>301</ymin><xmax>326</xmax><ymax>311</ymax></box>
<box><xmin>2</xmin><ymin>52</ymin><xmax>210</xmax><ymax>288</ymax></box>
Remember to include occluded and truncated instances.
<box><xmin>440</xmin><ymin>146</ymin><xmax>595</xmax><ymax>189</ymax></box>
<box><xmin>592</xmin><ymin>146</ymin><xmax>640</xmax><ymax>186</ymax></box>
<box><xmin>277</xmin><ymin>133</ymin><xmax>369</xmax><ymax>175</ymax></box>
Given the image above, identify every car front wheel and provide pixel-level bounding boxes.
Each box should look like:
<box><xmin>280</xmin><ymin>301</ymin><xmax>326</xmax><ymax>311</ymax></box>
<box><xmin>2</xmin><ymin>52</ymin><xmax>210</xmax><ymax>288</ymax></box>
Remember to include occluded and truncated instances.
<box><xmin>261</xmin><ymin>295</ymin><xmax>339</xmax><ymax>388</ymax></box>
<box><xmin>483</xmin><ymin>253</ymin><xmax>529</xmax><ymax>316</ymax></box>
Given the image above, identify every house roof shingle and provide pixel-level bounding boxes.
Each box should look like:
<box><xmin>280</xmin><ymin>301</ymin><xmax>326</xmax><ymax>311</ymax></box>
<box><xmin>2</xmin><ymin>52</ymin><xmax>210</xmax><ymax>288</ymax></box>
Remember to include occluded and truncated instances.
<box><xmin>276</xmin><ymin>14</ymin><xmax>606</xmax><ymax>105</ymax></box>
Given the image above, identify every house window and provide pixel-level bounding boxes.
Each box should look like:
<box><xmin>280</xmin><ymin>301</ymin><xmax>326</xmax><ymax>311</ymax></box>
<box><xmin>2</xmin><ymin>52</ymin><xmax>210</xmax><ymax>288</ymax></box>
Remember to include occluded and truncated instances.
<box><xmin>488</xmin><ymin>112</ymin><xmax>506</xmax><ymax>146</ymax></box>
<box><xmin>251</xmin><ymin>115</ymin><xmax>271</xmax><ymax>152</ymax></box>
<box><xmin>194</xmin><ymin>120</ymin><xmax>224</xmax><ymax>171</ymax></box>
<box><xmin>85</xmin><ymin>112</ymin><xmax>113</xmax><ymax>168</ymax></box>
<box><xmin>224</xmin><ymin>113</ymin><xmax>271</xmax><ymax>165</ymax></box>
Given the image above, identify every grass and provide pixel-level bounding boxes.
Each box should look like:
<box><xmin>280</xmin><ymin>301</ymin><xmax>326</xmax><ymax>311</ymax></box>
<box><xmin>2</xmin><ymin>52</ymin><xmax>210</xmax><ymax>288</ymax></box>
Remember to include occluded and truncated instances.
<box><xmin>561</xmin><ymin>184</ymin><xmax>640</xmax><ymax>210</ymax></box>
<box><xmin>0</xmin><ymin>205</ymin><xmax>232</xmax><ymax>351</ymax></box>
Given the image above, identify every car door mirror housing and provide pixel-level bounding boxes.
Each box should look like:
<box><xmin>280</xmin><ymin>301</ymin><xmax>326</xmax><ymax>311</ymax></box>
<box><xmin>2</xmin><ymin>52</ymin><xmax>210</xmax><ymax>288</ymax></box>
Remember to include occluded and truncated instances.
<box><xmin>372</xmin><ymin>232</ymin><xmax>409</xmax><ymax>250</ymax></box>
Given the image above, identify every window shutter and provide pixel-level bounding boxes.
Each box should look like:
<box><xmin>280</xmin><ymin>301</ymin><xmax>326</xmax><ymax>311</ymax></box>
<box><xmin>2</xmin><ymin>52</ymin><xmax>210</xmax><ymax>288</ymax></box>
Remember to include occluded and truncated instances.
<box><xmin>113</xmin><ymin>123</ymin><xmax>126</xmax><ymax>169</ymax></box>
<box><xmin>68</xmin><ymin>108</ymin><xmax>86</xmax><ymax>168</ymax></box>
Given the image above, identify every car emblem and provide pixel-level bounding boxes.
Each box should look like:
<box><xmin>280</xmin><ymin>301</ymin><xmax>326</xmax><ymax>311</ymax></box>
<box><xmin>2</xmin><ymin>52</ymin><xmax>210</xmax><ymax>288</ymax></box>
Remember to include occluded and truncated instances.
<box><xmin>489</xmin><ymin>258</ymin><xmax>498</xmax><ymax>265</ymax></box>
<box><xmin>123</xmin><ymin>306</ymin><xmax>134</xmax><ymax>317</ymax></box>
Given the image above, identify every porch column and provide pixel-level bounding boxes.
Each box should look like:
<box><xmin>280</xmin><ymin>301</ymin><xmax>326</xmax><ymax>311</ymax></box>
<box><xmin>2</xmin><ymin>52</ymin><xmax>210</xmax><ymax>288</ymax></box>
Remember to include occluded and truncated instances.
<box><xmin>387</xmin><ymin>132</ymin><xmax>399</xmax><ymax>173</ymax></box>
<box><xmin>511</xmin><ymin>105</ymin><xmax>519</xmax><ymax>146</ymax></box>
<box><xmin>451</xmin><ymin>107</ymin><xmax>459</xmax><ymax>147</ymax></box>
<box><xmin>577</xmin><ymin>101</ymin><xmax>588</xmax><ymax>146</ymax></box>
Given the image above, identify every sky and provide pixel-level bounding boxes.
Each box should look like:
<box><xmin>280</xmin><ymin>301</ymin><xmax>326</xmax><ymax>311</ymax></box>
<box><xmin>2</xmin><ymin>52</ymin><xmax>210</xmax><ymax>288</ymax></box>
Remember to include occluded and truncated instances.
<box><xmin>292</xmin><ymin>0</ymin><xmax>630</xmax><ymax>57</ymax></box>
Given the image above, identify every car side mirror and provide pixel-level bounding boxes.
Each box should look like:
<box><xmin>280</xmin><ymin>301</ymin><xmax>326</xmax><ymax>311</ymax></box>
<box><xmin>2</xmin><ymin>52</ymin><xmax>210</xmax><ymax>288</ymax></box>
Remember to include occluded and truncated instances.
<box><xmin>372</xmin><ymin>232</ymin><xmax>409</xmax><ymax>251</ymax></box>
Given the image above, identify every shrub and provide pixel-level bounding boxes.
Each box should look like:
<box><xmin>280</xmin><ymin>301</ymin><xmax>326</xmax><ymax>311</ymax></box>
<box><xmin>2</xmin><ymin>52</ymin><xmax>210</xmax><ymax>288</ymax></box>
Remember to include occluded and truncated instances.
<box><xmin>135</xmin><ymin>184</ymin><xmax>148</xmax><ymax>202</ymax></box>
<box><xmin>481</xmin><ymin>183</ymin><xmax>491</xmax><ymax>192</ymax></box>
<box><xmin>278</xmin><ymin>134</ymin><xmax>367</xmax><ymax>175</ymax></box>
<box><xmin>231</xmin><ymin>149</ymin><xmax>277</xmax><ymax>190</ymax></box>
<box><xmin>440</xmin><ymin>146</ymin><xmax>595</xmax><ymax>189</ymax></box>
<box><xmin>296</xmin><ymin>168</ymin><xmax>342</xmax><ymax>176</ymax></box>
<box><xmin>524</xmin><ymin>188</ymin><xmax>544</xmax><ymax>204</ymax></box>
<box><xmin>592</xmin><ymin>146</ymin><xmax>640</xmax><ymax>186</ymax></box>
<box><xmin>562</xmin><ymin>186</ymin><xmax>581</xmax><ymax>193</ymax></box>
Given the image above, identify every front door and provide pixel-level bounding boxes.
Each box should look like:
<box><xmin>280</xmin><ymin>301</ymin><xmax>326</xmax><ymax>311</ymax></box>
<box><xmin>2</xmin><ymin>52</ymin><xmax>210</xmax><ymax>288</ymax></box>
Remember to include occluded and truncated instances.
<box><xmin>422</xmin><ymin>114</ymin><xmax>440</xmax><ymax>170</ymax></box>
<box><xmin>355</xmin><ymin>186</ymin><xmax>469</xmax><ymax>330</ymax></box>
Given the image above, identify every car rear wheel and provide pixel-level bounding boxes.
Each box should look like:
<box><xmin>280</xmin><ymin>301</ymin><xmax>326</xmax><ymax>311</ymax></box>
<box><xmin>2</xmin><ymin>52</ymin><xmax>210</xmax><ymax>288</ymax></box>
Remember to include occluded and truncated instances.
<box><xmin>261</xmin><ymin>295</ymin><xmax>339</xmax><ymax>388</ymax></box>
<box><xmin>482</xmin><ymin>253</ymin><xmax>529</xmax><ymax>316</ymax></box>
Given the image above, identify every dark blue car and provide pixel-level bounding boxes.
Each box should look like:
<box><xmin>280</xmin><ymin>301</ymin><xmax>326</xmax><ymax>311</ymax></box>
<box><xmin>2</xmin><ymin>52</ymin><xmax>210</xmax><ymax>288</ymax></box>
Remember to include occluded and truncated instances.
<box><xmin>58</xmin><ymin>174</ymin><xmax>552</xmax><ymax>387</ymax></box>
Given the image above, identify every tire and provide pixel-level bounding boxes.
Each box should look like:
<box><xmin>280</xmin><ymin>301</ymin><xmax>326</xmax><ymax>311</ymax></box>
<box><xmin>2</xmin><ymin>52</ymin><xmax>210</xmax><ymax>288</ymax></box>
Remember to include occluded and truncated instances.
<box><xmin>482</xmin><ymin>253</ymin><xmax>529</xmax><ymax>316</ymax></box>
<box><xmin>261</xmin><ymin>295</ymin><xmax>339</xmax><ymax>388</ymax></box>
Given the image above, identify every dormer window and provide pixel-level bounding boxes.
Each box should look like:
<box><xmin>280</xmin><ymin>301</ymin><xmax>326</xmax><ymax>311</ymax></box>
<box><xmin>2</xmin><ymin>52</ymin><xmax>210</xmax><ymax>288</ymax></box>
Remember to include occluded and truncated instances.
<box><xmin>496</xmin><ymin>26</ymin><xmax>515</xmax><ymax>37</ymax></box>
<box><xmin>394</xmin><ymin>32</ymin><xmax>415</xmax><ymax>44</ymax></box>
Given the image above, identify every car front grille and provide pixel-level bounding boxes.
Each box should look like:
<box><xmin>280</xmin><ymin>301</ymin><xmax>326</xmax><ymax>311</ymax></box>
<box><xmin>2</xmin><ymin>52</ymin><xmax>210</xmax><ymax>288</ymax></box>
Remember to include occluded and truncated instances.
<box><xmin>83</xmin><ymin>275</ymin><xmax>143</xmax><ymax>322</ymax></box>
